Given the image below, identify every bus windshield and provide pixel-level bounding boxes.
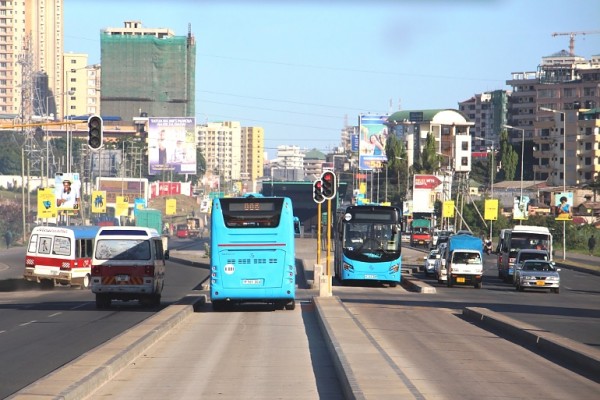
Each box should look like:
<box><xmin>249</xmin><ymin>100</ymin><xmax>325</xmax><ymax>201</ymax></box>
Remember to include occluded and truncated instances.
<box><xmin>510</xmin><ymin>233</ymin><xmax>551</xmax><ymax>253</ymax></box>
<box><xmin>343</xmin><ymin>222</ymin><xmax>400</xmax><ymax>257</ymax></box>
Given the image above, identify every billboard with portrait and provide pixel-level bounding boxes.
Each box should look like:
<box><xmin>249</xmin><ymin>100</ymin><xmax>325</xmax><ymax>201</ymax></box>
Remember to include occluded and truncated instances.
<box><xmin>358</xmin><ymin>114</ymin><xmax>388</xmax><ymax>171</ymax></box>
<box><xmin>554</xmin><ymin>192</ymin><xmax>573</xmax><ymax>220</ymax></box>
<box><xmin>148</xmin><ymin>117</ymin><xmax>197</xmax><ymax>175</ymax></box>
<box><xmin>54</xmin><ymin>173</ymin><xmax>81</xmax><ymax>213</ymax></box>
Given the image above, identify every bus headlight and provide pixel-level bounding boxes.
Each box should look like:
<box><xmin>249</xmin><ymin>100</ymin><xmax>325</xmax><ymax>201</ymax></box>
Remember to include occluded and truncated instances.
<box><xmin>343</xmin><ymin>262</ymin><xmax>353</xmax><ymax>272</ymax></box>
<box><xmin>389</xmin><ymin>264</ymin><xmax>399</xmax><ymax>273</ymax></box>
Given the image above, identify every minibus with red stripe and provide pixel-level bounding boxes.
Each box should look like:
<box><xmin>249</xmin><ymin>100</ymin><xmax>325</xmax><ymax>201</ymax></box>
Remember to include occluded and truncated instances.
<box><xmin>24</xmin><ymin>225</ymin><xmax>100</xmax><ymax>289</ymax></box>
<box><xmin>91</xmin><ymin>226</ymin><xmax>169</xmax><ymax>308</ymax></box>
<box><xmin>210</xmin><ymin>195</ymin><xmax>296</xmax><ymax>311</ymax></box>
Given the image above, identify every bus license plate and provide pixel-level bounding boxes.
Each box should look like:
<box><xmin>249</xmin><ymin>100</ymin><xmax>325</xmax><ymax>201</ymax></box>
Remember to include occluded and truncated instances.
<box><xmin>364</xmin><ymin>274</ymin><xmax>377</xmax><ymax>279</ymax></box>
<box><xmin>243</xmin><ymin>279</ymin><xmax>261</xmax><ymax>285</ymax></box>
<box><xmin>536</xmin><ymin>280</ymin><xmax>545</xmax><ymax>286</ymax></box>
<box><xmin>457</xmin><ymin>277</ymin><xmax>465</xmax><ymax>283</ymax></box>
<box><xmin>116</xmin><ymin>275</ymin><xmax>129</xmax><ymax>282</ymax></box>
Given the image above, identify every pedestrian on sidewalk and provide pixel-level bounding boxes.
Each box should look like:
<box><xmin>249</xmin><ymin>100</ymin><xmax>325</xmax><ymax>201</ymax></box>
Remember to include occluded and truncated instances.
<box><xmin>588</xmin><ymin>234</ymin><xmax>596</xmax><ymax>256</ymax></box>
<box><xmin>4</xmin><ymin>230</ymin><xmax>13</xmax><ymax>249</ymax></box>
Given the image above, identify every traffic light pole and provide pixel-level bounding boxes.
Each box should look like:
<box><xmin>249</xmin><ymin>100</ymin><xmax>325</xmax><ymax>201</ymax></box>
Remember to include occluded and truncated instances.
<box><xmin>326</xmin><ymin>198</ymin><xmax>332</xmax><ymax>296</ymax></box>
<box><xmin>316</xmin><ymin>201</ymin><xmax>321</xmax><ymax>266</ymax></box>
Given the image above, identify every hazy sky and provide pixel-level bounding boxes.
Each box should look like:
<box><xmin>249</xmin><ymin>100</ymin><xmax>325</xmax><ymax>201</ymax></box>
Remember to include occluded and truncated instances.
<box><xmin>64</xmin><ymin>0</ymin><xmax>600</xmax><ymax>158</ymax></box>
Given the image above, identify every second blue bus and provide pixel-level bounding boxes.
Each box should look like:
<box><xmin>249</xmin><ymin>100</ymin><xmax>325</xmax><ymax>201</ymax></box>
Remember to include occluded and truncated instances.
<box><xmin>210</xmin><ymin>195</ymin><xmax>296</xmax><ymax>310</ymax></box>
<box><xmin>334</xmin><ymin>205</ymin><xmax>403</xmax><ymax>287</ymax></box>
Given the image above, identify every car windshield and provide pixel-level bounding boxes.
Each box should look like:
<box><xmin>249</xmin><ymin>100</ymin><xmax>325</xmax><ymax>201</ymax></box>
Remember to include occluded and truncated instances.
<box><xmin>523</xmin><ymin>262</ymin><xmax>555</xmax><ymax>271</ymax></box>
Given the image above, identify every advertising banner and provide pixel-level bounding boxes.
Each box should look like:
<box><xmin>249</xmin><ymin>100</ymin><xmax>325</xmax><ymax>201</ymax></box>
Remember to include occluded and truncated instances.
<box><xmin>512</xmin><ymin>195</ymin><xmax>530</xmax><ymax>220</ymax></box>
<box><xmin>412</xmin><ymin>174</ymin><xmax>443</xmax><ymax>213</ymax></box>
<box><xmin>554</xmin><ymin>192</ymin><xmax>573</xmax><ymax>220</ymax></box>
<box><xmin>91</xmin><ymin>190</ymin><xmax>107</xmax><ymax>214</ymax></box>
<box><xmin>37</xmin><ymin>188</ymin><xmax>57</xmax><ymax>219</ymax></box>
<box><xmin>166</xmin><ymin>198</ymin><xmax>177</xmax><ymax>215</ymax></box>
<box><xmin>148</xmin><ymin>117</ymin><xmax>197</xmax><ymax>175</ymax></box>
<box><xmin>442</xmin><ymin>200</ymin><xmax>455</xmax><ymax>218</ymax></box>
<box><xmin>484</xmin><ymin>199</ymin><xmax>498</xmax><ymax>221</ymax></box>
<box><xmin>115</xmin><ymin>196</ymin><xmax>129</xmax><ymax>217</ymax></box>
<box><xmin>55</xmin><ymin>173</ymin><xmax>81</xmax><ymax>214</ymax></box>
<box><xmin>358</xmin><ymin>115</ymin><xmax>388</xmax><ymax>171</ymax></box>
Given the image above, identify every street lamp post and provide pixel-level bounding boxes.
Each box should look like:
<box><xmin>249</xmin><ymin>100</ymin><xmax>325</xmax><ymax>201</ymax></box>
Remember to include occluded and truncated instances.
<box><xmin>474</xmin><ymin>136</ymin><xmax>496</xmax><ymax>241</ymax></box>
<box><xmin>503</xmin><ymin>125</ymin><xmax>526</xmax><ymax>225</ymax></box>
<box><xmin>539</xmin><ymin>107</ymin><xmax>567</xmax><ymax>260</ymax></box>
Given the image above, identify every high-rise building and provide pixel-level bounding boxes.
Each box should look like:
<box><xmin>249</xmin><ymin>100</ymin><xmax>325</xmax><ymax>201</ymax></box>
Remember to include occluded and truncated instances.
<box><xmin>241</xmin><ymin>126</ymin><xmax>265</xmax><ymax>192</ymax></box>
<box><xmin>458</xmin><ymin>90</ymin><xmax>509</xmax><ymax>150</ymax></box>
<box><xmin>63</xmin><ymin>54</ymin><xmax>101</xmax><ymax>118</ymax></box>
<box><xmin>1</xmin><ymin>0</ymin><xmax>63</xmax><ymax>120</ymax></box>
<box><xmin>507</xmin><ymin>51</ymin><xmax>600</xmax><ymax>187</ymax></box>
<box><xmin>100</xmin><ymin>20</ymin><xmax>195</xmax><ymax>124</ymax></box>
<box><xmin>197</xmin><ymin>121</ymin><xmax>242</xmax><ymax>193</ymax></box>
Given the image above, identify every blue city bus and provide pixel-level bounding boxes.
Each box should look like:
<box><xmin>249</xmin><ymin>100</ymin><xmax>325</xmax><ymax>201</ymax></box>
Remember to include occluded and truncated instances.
<box><xmin>334</xmin><ymin>205</ymin><xmax>403</xmax><ymax>287</ymax></box>
<box><xmin>210</xmin><ymin>195</ymin><xmax>296</xmax><ymax>310</ymax></box>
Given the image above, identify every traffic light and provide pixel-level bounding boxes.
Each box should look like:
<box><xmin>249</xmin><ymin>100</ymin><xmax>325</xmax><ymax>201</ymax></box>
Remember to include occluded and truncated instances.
<box><xmin>321</xmin><ymin>171</ymin><xmax>337</xmax><ymax>199</ymax></box>
<box><xmin>87</xmin><ymin>115</ymin><xmax>103</xmax><ymax>150</ymax></box>
<box><xmin>313</xmin><ymin>180</ymin><xmax>325</xmax><ymax>204</ymax></box>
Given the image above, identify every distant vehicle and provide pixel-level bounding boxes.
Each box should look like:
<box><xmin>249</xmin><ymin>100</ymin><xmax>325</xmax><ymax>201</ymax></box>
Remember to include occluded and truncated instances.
<box><xmin>410</xmin><ymin>218</ymin><xmax>432</xmax><ymax>248</ymax></box>
<box><xmin>176</xmin><ymin>224</ymin><xmax>189</xmax><ymax>239</ymax></box>
<box><xmin>210</xmin><ymin>195</ymin><xmax>296</xmax><ymax>311</ymax></box>
<box><xmin>435</xmin><ymin>242</ymin><xmax>449</xmax><ymax>283</ymax></box>
<box><xmin>423</xmin><ymin>249</ymin><xmax>440</xmax><ymax>277</ymax></box>
<box><xmin>512</xmin><ymin>249</ymin><xmax>550</xmax><ymax>284</ymax></box>
<box><xmin>334</xmin><ymin>205</ymin><xmax>403</xmax><ymax>287</ymax></box>
<box><xmin>515</xmin><ymin>260</ymin><xmax>560</xmax><ymax>293</ymax></box>
<box><xmin>497</xmin><ymin>226</ymin><xmax>552</xmax><ymax>283</ymax></box>
<box><xmin>24</xmin><ymin>225</ymin><xmax>100</xmax><ymax>289</ymax></box>
<box><xmin>91</xmin><ymin>226</ymin><xmax>169</xmax><ymax>308</ymax></box>
<box><xmin>186</xmin><ymin>217</ymin><xmax>201</xmax><ymax>238</ymax></box>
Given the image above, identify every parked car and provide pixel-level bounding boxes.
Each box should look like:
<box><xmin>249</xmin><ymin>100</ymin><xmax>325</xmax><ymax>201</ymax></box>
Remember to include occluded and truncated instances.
<box><xmin>515</xmin><ymin>260</ymin><xmax>560</xmax><ymax>293</ymax></box>
<box><xmin>423</xmin><ymin>249</ymin><xmax>440</xmax><ymax>277</ymax></box>
<box><xmin>512</xmin><ymin>249</ymin><xmax>550</xmax><ymax>284</ymax></box>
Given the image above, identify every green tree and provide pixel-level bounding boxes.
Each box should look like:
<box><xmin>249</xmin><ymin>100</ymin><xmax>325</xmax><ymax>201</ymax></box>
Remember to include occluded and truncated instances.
<box><xmin>385</xmin><ymin>134</ymin><xmax>408</xmax><ymax>203</ymax></box>
<box><xmin>421</xmin><ymin>132</ymin><xmax>438</xmax><ymax>173</ymax></box>
<box><xmin>498</xmin><ymin>129</ymin><xmax>518</xmax><ymax>181</ymax></box>
<box><xmin>0</xmin><ymin>132</ymin><xmax>24</xmax><ymax>176</ymax></box>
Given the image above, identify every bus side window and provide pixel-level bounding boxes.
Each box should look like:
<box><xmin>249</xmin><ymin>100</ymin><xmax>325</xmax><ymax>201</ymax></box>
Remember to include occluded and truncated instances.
<box><xmin>28</xmin><ymin>234</ymin><xmax>38</xmax><ymax>253</ymax></box>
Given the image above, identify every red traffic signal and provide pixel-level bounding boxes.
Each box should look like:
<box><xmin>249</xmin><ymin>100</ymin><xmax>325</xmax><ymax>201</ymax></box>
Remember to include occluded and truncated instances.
<box><xmin>313</xmin><ymin>180</ymin><xmax>325</xmax><ymax>204</ymax></box>
<box><xmin>321</xmin><ymin>171</ymin><xmax>337</xmax><ymax>199</ymax></box>
<box><xmin>87</xmin><ymin>115</ymin><xmax>103</xmax><ymax>150</ymax></box>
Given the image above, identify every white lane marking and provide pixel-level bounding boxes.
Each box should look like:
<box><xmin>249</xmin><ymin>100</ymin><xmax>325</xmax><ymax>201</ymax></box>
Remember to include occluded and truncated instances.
<box><xmin>71</xmin><ymin>303</ymin><xmax>88</xmax><ymax>310</ymax></box>
<box><xmin>48</xmin><ymin>312</ymin><xmax>62</xmax><ymax>318</ymax></box>
<box><xmin>19</xmin><ymin>320</ymin><xmax>37</xmax><ymax>326</ymax></box>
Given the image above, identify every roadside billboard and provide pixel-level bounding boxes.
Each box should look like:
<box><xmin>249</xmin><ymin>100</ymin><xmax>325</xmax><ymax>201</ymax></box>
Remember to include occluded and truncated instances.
<box><xmin>148</xmin><ymin>117</ymin><xmax>197</xmax><ymax>175</ymax></box>
<box><xmin>358</xmin><ymin>114</ymin><xmax>388</xmax><ymax>171</ymax></box>
<box><xmin>55</xmin><ymin>173</ymin><xmax>81</xmax><ymax>214</ymax></box>
<box><xmin>412</xmin><ymin>174</ymin><xmax>442</xmax><ymax>213</ymax></box>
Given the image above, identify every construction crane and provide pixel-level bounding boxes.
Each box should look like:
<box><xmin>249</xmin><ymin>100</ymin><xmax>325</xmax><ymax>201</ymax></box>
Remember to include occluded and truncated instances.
<box><xmin>552</xmin><ymin>30</ymin><xmax>600</xmax><ymax>56</ymax></box>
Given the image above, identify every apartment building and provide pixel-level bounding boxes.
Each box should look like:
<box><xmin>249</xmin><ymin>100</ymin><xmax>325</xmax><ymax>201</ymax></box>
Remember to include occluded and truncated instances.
<box><xmin>0</xmin><ymin>0</ymin><xmax>63</xmax><ymax>119</ymax></box>
<box><xmin>101</xmin><ymin>20</ymin><xmax>196</xmax><ymax>124</ymax></box>
<box><xmin>458</xmin><ymin>90</ymin><xmax>509</xmax><ymax>150</ymax></box>
<box><xmin>62</xmin><ymin>53</ymin><xmax>100</xmax><ymax>118</ymax></box>
<box><xmin>272</xmin><ymin>145</ymin><xmax>305</xmax><ymax>182</ymax></box>
<box><xmin>241</xmin><ymin>126</ymin><xmax>265</xmax><ymax>192</ymax></box>
<box><xmin>513</xmin><ymin>51</ymin><xmax>600</xmax><ymax>187</ymax></box>
<box><xmin>197</xmin><ymin>121</ymin><xmax>242</xmax><ymax>192</ymax></box>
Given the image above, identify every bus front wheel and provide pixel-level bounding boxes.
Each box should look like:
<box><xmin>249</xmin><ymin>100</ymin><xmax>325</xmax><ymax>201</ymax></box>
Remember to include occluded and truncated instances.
<box><xmin>285</xmin><ymin>300</ymin><xmax>296</xmax><ymax>310</ymax></box>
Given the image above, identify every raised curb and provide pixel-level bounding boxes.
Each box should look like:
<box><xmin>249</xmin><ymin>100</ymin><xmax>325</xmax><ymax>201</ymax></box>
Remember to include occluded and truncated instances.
<box><xmin>314</xmin><ymin>296</ymin><xmax>419</xmax><ymax>399</ymax></box>
<box><xmin>463</xmin><ymin>306</ymin><xmax>600</xmax><ymax>381</ymax></box>
<box><xmin>8</xmin><ymin>295</ymin><xmax>206</xmax><ymax>400</ymax></box>
<box><xmin>401</xmin><ymin>275</ymin><xmax>437</xmax><ymax>293</ymax></box>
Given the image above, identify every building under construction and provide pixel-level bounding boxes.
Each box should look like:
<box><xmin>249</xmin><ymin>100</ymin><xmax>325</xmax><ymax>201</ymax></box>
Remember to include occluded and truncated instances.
<box><xmin>100</xmin><ymin>21</ymin><xmax>196</xmax><ymax>123</ymax></box>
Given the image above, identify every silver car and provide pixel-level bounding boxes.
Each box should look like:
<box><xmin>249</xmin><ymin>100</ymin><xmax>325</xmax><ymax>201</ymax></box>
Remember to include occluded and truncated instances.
<box><xmin>423</xmin><ymin>249</ymin><xmax>440</xmax><ymax>277</ymax></box>
<box><xmin>515</xmin><ymin>260</ymin><xmax>560</xmax><ymax>294</ymax></box>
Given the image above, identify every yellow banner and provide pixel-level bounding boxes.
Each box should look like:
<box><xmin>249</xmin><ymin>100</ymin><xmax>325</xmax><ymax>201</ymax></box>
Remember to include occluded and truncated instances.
<box><xmin>91</xmin><ymin>190</ymin><xmax>107</xmax><ymax>214</ymax></box>
<box><xmin>166</xmin><ymin>198</ymin><xmax>177</xmax><ymax>215</ymax></box>
<box><xmin>37</xmin><ymin>188</ymin><xmax>57</xmax><ymax>219</ymax></box>
<box><xmin>442</xmin><ymin>200</ymin><xmax>455</xmax><ymax>218</ymax></box>
<box><xmin>484</xmin><ymin>199</ymin><xmax>498</xmax><ymax>221</ymax></box>
<box><xmin>115</xmin><ymin>195</ymin><xmax>129</xmax><ymax>217</ymax></box>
